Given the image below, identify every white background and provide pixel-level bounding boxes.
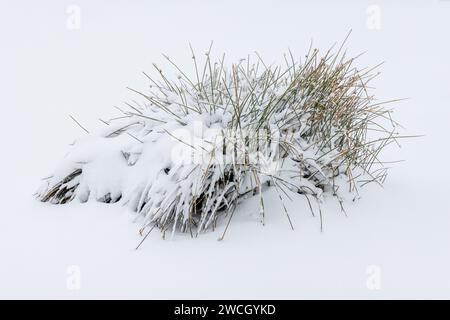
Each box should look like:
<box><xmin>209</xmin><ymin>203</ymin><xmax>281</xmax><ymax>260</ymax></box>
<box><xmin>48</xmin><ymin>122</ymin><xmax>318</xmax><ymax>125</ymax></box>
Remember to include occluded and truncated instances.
<box><xmin>0</xmin><ymin>0</ymin><xmax>449</xmax><ymax>299</ymax></box>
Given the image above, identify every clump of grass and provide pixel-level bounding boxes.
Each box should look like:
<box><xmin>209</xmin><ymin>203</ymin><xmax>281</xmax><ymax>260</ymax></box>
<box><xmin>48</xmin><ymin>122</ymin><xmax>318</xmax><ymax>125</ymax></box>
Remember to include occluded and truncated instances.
<box><xmin>37</xmin><ymin>37</ymin><xmax>407</xmax><ymax>241</ymax></box>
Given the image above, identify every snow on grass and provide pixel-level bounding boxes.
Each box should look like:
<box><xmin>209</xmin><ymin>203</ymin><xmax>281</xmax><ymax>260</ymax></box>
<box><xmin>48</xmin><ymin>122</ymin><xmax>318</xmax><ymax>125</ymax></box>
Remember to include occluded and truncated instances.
<box><xmin>36</xmin><ymin>40</ymin><xmax>404</xmax><ymax>240</ymax></box>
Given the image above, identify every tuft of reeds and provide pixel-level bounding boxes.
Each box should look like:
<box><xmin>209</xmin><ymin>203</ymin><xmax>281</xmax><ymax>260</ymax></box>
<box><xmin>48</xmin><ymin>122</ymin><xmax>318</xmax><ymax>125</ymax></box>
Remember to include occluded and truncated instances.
<box><xmin>37</xmin><ymin>38</ymin><xmax>406</xmax><ymax>240</ymax></box>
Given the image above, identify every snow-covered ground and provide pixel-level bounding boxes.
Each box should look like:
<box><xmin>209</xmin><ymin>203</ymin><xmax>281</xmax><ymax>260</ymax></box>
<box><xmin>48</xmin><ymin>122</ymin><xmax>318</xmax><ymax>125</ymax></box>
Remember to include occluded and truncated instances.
<box><xmin>1</xmin><ymin>0</ymin><xmax>449</xmax><ymax>299</ymax></box>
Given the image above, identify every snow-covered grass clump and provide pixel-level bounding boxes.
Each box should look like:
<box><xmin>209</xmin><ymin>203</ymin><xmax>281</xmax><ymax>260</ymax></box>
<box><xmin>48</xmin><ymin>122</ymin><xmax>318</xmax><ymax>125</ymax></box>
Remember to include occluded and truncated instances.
<box><xmin>37</xmin><ymin>43</ymin><xmax>402</xmax><ymax>240</ymax></box>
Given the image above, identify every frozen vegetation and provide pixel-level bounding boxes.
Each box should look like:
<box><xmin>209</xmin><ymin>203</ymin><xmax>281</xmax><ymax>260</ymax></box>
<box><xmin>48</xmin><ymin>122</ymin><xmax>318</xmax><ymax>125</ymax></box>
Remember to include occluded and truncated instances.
<box><xmin>37</xmin><ymin>40</ymin><xmax>404</xmax><ymax>241</ymax></box>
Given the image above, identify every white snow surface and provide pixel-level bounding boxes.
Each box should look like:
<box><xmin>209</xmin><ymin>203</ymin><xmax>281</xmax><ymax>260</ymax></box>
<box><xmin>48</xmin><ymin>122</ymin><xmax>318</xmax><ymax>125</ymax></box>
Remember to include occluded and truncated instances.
<box><xmin>1</xmin><ymin>0</ymin><xmax>450</xmax><ymax>299</ymax></box>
